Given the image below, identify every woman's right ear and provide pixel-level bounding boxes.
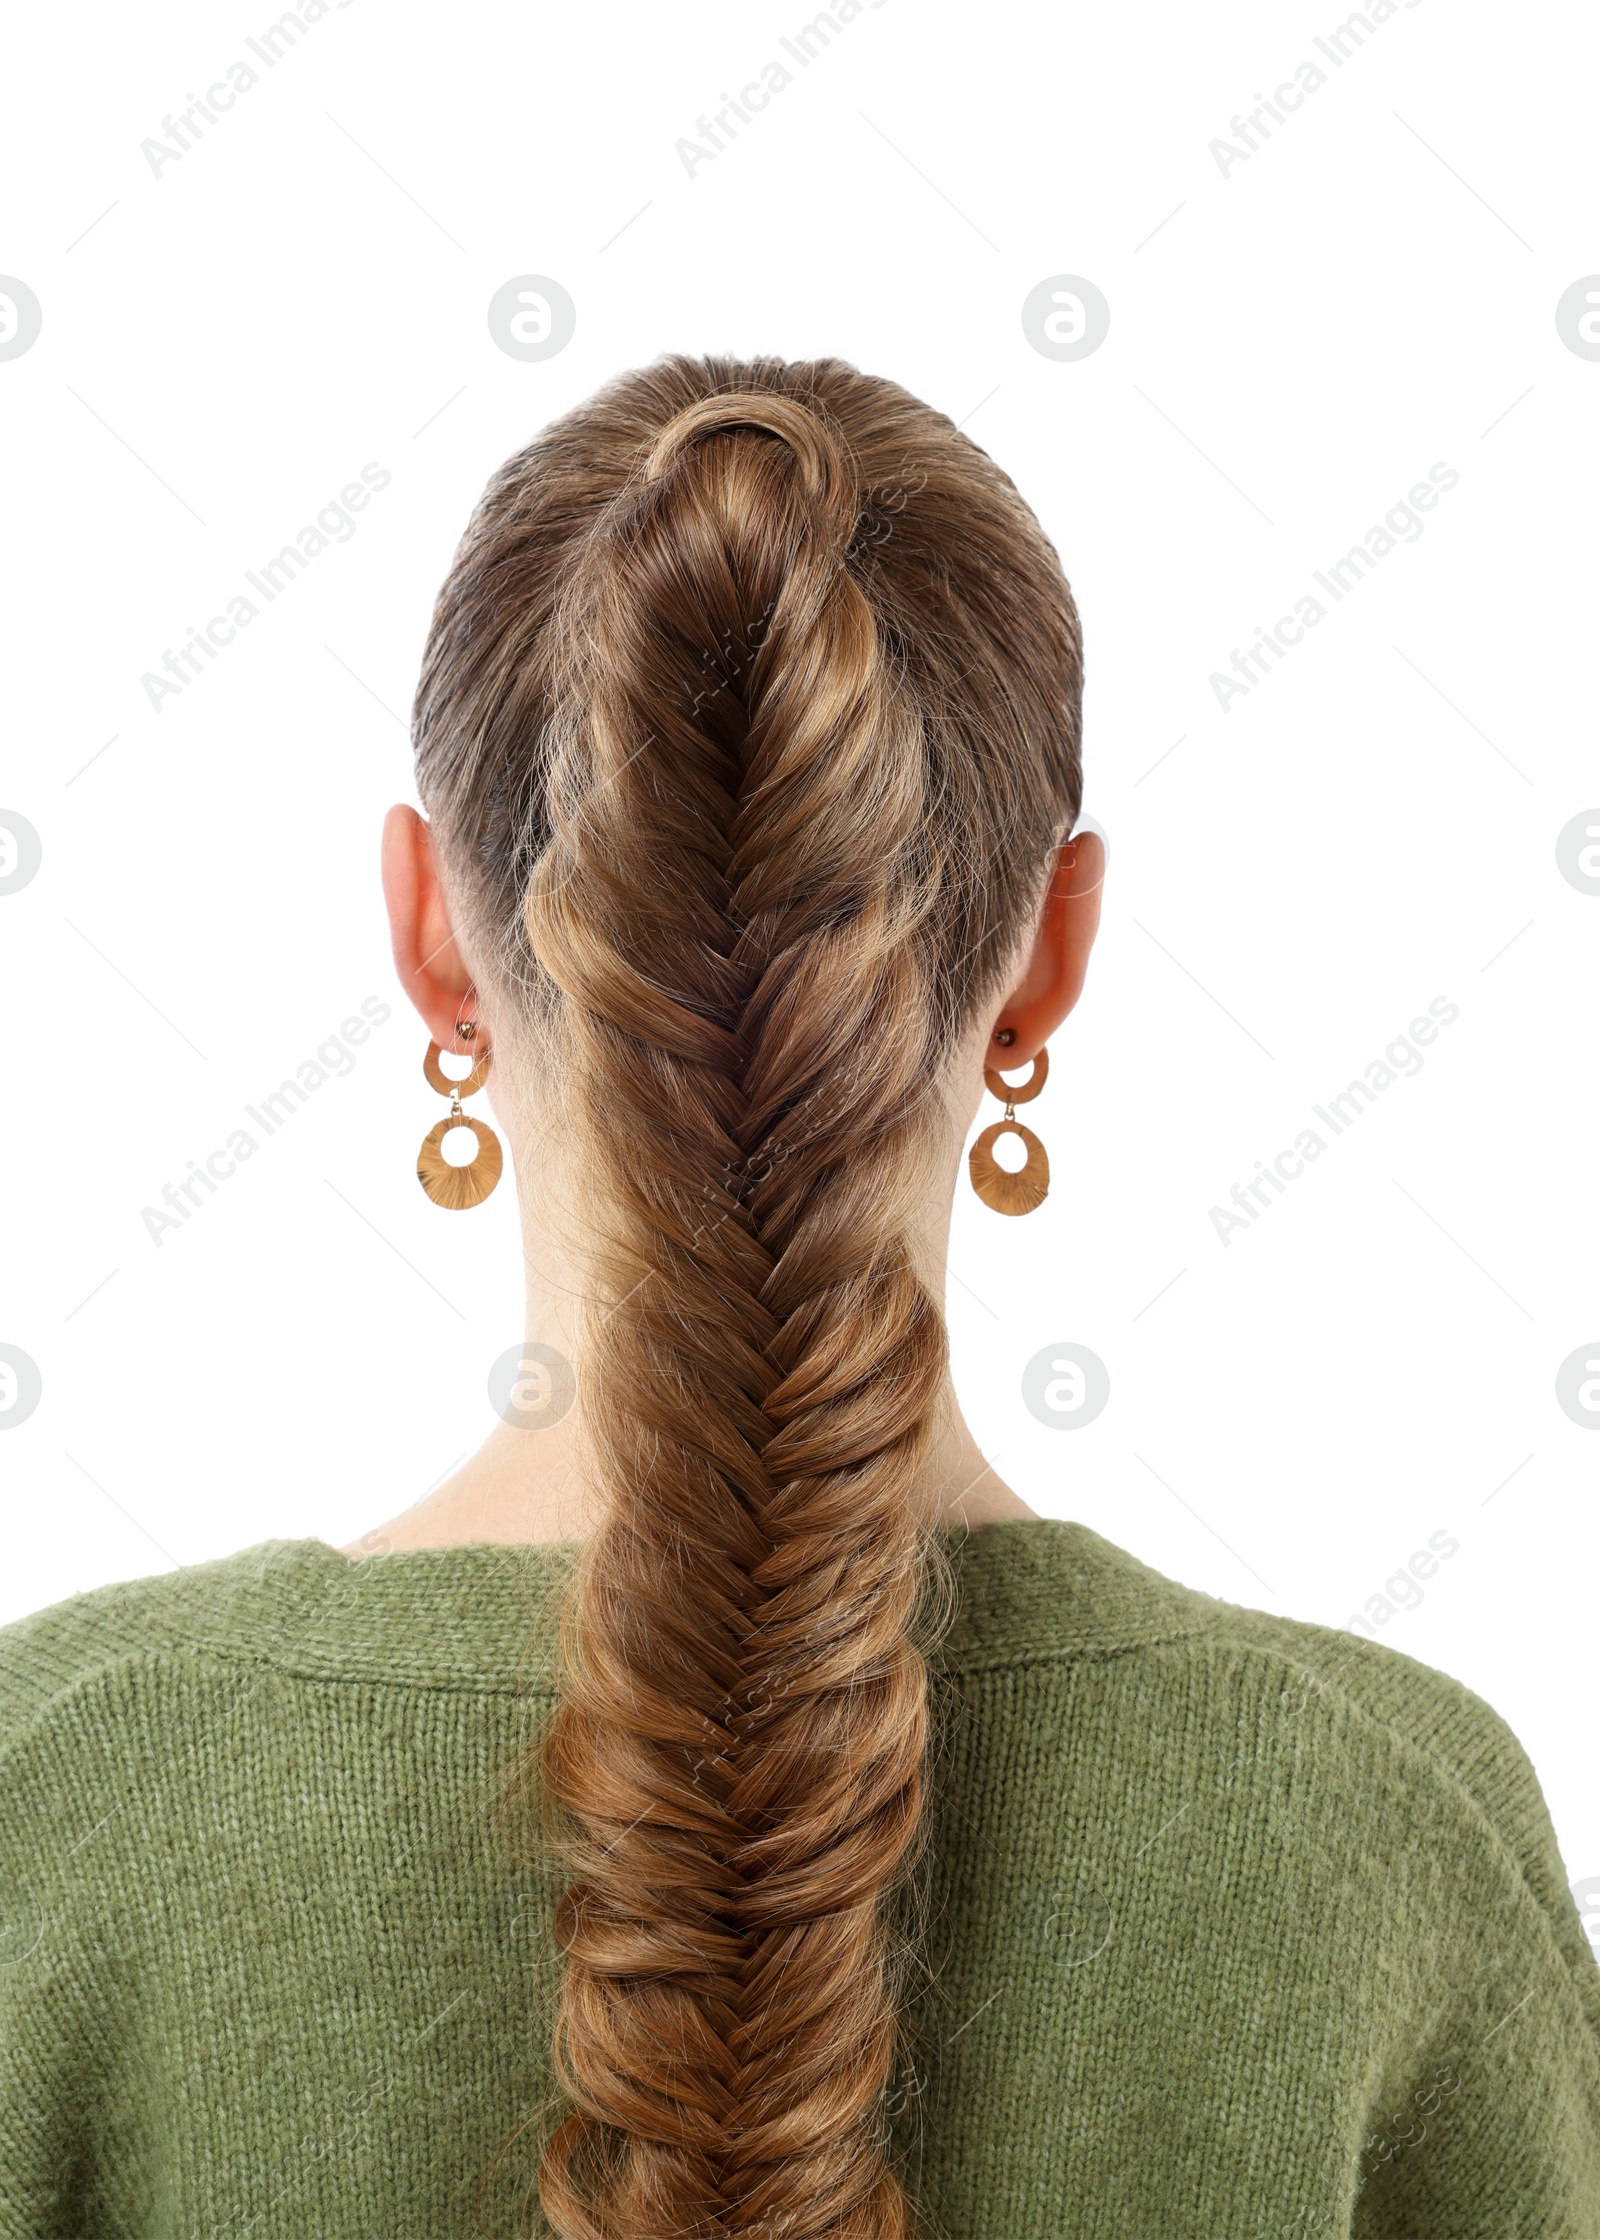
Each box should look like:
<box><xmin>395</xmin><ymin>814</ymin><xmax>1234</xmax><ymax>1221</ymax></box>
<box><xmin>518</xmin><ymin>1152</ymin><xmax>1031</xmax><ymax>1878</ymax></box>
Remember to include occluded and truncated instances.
<box><xmin>987</xmin><ymin>826</ymin><xmax>1106</xmax><ymax>1066</ymax></box>
<box><xmin>381</xmin><ymin>804</ymin><xmax>474</xmax><ymax>1043</ymax></box>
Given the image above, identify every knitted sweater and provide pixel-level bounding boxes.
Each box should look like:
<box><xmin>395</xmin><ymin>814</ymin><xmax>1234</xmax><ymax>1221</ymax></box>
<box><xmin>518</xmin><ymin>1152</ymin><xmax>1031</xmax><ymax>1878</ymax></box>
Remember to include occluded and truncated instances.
<box><xmin>1</xmin><ymin>1522</ymin><xmax>1596</xmax><ymax>2239</ymax></box>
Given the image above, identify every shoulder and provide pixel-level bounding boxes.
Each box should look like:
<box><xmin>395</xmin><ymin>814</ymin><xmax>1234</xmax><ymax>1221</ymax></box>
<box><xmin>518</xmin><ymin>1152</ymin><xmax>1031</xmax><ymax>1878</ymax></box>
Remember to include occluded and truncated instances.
<box><xmin>953</xmin><ymin>1515</ymin><xmax>1553</xmax><ymax>1842</ymax></box>
<box><xmin>1201</xmin><ymin>1588</ymin><xmax>1548</xmax><ymax>1856</ymax></box>
<box><xmin>947</xmin><ymin>1517</ymin><xmax>1600</xmax><ymax>2035</ymax></box>
<box><xmin>950</xmin><ymin>1516</ymin><xmax>1542</xmax><ymax>1800</ymax></box>
<box><xmin>0</xmin><ymin>1540</ymin><xmax>303</xmax><ymax>1756</ymax></box>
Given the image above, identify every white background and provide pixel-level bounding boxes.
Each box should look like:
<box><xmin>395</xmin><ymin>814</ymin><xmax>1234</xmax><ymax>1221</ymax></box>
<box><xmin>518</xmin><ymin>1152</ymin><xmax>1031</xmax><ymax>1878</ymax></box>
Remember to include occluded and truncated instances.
<box><xmin>1</xmin><ymin>0</ymin><xmax>1596</xmax><ymax>1890</ymax></box>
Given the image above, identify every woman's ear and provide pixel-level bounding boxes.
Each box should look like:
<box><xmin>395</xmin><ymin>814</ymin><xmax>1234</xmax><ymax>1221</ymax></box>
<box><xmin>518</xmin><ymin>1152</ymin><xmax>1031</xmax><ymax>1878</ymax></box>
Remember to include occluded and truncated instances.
<box><xmin>988</xmin><ymin>828</ymin><xmax>1105</xmax><ymax>1066</ymax></box>
<box><xmin>381</xmin><ymin>804</ymin><xmax>476</xmax><ymax>1045</ymax></box>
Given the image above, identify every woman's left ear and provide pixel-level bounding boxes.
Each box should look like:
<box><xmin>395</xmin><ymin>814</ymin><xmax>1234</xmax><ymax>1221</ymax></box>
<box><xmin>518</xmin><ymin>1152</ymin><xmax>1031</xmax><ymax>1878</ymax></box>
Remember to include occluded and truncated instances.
<box><xmin>381</xmin><ymin>803</ymin><xmax>476</xmax><ymax>1045</ymax></box>
<box><xmin>988</xmin><ymin>827</ymin><xmax>1106</xmax><ymax>1066</ymax></box>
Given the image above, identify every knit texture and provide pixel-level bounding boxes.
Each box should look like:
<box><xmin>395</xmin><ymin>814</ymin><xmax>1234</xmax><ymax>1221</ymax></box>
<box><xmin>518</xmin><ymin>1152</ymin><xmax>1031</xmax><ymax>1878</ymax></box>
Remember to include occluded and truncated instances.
<box><xmin>1</xmin><ymin>1519</ymin><xmax>1596</xmax><ymax>2238</ymax></box>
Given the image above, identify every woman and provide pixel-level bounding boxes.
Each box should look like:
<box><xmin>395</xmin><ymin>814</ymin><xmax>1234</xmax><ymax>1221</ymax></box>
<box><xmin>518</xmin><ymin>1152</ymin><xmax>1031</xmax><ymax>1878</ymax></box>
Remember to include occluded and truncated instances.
<box><xmin>2</xmin><ymin>356</ymin><xmax>1595</xmax><ymax>2238</ymax></box>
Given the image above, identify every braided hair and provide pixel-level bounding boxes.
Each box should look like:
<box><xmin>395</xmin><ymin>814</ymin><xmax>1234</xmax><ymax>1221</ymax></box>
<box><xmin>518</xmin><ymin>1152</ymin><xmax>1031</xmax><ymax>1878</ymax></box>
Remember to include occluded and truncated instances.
<box><xmin>413</xmin><ymin>356</ymin><xmax>1082</xmax><ymax>2239</ymax></box>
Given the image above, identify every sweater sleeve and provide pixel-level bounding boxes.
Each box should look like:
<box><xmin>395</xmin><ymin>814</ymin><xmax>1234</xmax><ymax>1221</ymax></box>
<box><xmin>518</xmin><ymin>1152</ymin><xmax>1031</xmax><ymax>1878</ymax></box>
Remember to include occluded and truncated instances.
<box><xmin>0</xmin><ymin>1592</ymin><xmax>172</xmax><ymax>2237</ymax></box>
<box><xmin>0</xmin><ymin>1875</ymin><xmax>121</xmax><ymax>2239</ymax></box>
<box><xmin>1347</xmin><ymin>1688</ymin><xmax>1600</xmax><ymax>2236</ymax></box>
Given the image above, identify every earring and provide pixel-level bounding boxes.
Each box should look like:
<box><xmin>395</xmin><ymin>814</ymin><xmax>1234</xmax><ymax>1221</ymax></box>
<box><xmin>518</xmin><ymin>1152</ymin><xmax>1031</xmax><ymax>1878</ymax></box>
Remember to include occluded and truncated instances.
<box><xmin>416</xmin><ymin>1017</ymin><xmax>503</xmax><ymax>1210</ymax></box>
<box><xmin>969</xmin><ymin>1041</ymin><xmax>1050</xmax><ymax>1216</ymax></box>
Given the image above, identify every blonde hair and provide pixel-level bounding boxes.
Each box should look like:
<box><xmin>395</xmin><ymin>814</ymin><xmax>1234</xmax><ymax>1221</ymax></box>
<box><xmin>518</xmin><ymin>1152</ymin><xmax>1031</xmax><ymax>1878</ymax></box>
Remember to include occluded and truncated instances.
<box><xmin>414</xmin><ymin>356</ymin><xmax>1082</xmax><ymax>2237</ymax></box>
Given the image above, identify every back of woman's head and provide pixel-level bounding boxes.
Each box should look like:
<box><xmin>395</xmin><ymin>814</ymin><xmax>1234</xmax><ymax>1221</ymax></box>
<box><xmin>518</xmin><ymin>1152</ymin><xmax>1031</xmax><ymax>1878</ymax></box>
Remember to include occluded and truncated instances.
<box><xmin>414</xmin><ymin>355</ymin><xmax>1082</xmax><ymax>2238</ymax></box>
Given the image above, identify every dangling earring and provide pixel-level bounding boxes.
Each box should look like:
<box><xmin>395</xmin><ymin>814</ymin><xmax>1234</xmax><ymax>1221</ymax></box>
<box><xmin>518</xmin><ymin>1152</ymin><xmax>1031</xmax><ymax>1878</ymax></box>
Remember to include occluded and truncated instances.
<box><xmin>969</xmin><ymin>1032</ymin><xmax>1050</xmax><ymax>1216</ymax></box>
<box><xmin>416</xmin><ymin>1011</ymin><xmax>503</xmax><ymax>1210</ymax></box>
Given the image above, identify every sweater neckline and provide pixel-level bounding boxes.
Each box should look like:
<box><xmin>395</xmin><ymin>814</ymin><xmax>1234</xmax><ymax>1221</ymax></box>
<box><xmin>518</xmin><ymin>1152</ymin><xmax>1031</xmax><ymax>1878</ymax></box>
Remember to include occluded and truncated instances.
<box><xmin>194</xmin><ymin>1519</ymin><xmax>1218</xmax><ymax>1694</ymax></box>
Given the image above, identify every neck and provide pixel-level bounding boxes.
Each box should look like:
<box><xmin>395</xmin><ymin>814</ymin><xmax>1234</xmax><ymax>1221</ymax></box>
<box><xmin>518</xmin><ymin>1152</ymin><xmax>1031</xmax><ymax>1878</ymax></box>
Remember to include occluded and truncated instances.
<box><xmin>343</xmin><ymin>1369</ymin><xmax>1033</xmax><ymax>1555</ymax></box>
<box><xmin>344</xmin><ymin>1052</ymin><xmax>1033</xmax><ymax>1557</ymax></box>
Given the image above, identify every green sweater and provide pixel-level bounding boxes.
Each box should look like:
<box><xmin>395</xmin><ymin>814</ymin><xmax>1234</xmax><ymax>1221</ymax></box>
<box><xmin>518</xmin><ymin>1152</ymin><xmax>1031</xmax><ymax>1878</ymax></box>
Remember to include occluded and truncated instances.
<box><xmin>1</xmin><ymin>1521</ymin><xmax>1596</xmax><ymax>2238</ymax></box>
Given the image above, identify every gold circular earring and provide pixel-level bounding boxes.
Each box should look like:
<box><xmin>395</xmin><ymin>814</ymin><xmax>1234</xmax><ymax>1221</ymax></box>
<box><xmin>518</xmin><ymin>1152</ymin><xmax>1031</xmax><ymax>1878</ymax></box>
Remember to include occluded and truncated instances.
<box><xmin>416</xmin><ymin>1015</ymin><xmax>503</xmax><ymax>1210</ymax></box>
<box><xmin>969</xmin><ymin>1042</ymin><xmax>1050</xmax><ymax>1216</ymax></box>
